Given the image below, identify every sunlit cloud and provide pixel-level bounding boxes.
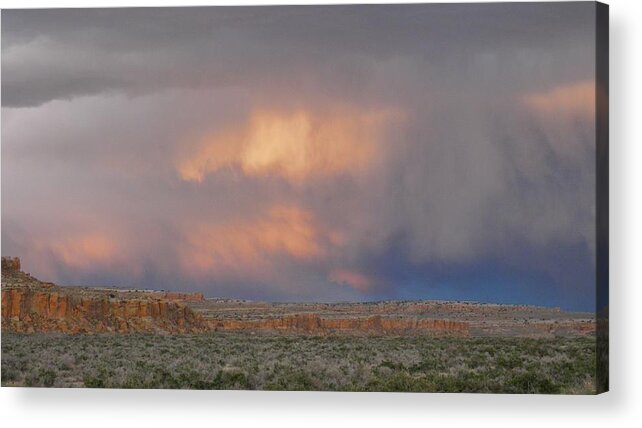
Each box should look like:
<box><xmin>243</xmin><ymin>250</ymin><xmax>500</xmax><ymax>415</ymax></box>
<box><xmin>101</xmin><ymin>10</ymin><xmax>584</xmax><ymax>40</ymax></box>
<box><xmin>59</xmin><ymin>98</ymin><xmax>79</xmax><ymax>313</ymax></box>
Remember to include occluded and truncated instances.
<box><xmin>1</xmin><ymin>5</ymin><xmax>598</xmax><ymax>308</ymax></box>
<box><xmin>180</xmin><ymin>204</ymin><xmax>335</xmax><ymax>278</ymax></box>
<box><xmin>1</xmin><ymin>200</ymin><xmax>150</xmax><ymax>283</ymax></box>
<box><xmin>522</xmin><ymin>80</ymin><xmax>595</xmax><ymax>120</ymax></box>
<box><xmin>328</xmin><ymin>268</ymin><xmax>377</xmax><ymax>292</ymax></box>
<box><xmin>25</xmin><ymin>232</ymin><xmax>143</xmax><ymax>280</ymax></box>
<box><xmin>48</xmin><ymin>234</ymin><xmax>117</xmax><ymax>268</ymax></box>
<box><xmin>177</xmin><ymin>106</ymin><xmax>404</xmax><ymax>184</ymax></box>
<box><xmin>520</xmin><ymin>80</ymin><xmax>595</xmax><ymax>158</ymax></box>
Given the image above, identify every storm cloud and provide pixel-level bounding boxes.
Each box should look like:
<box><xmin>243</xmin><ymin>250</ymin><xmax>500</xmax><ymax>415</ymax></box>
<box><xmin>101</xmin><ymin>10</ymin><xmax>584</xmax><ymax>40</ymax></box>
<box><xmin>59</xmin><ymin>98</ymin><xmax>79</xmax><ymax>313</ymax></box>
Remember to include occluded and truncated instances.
<box><xmin>1</xmin><ymin>4</ymin><xmax>597</xmax><ymax>309</ymax></box>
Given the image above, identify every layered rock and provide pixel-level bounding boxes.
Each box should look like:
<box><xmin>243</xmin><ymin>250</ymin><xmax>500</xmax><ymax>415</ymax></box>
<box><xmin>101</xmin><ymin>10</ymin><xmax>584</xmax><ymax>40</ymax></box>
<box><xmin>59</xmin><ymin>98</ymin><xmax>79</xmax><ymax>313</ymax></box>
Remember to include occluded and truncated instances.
<box><xmin>156</xmin><ymin>292</ymin><xmax>204</xmax><ymax>302</ymax></box>
<box><xmin>1</xmin><ymin>256</ymin><xmax>21</xmax><ymax>272</ymax></box>
<box><xmin>208</xmin><ymin>313</ymin><xmax>469</xmax><ymax>336</ymax></box>
<box><xmin>1</xmin><ymin>287</ymin><xmax>208</xmax><ymax>334</ymax></box>
<box><xmin>1</xmin><ymin>264</ymin><xmax>208</xmax><ymax>334</ymax></box>
<box><xmin>1</xmin><ymin>257</ymin><xmax>594</xmax><ymax>337</ymax></box>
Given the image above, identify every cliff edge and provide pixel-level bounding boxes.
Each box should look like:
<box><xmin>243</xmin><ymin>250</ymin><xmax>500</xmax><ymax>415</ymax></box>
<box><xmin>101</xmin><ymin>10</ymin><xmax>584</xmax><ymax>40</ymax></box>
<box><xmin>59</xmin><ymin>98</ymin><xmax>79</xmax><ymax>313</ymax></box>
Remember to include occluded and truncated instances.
<box><xmin>1</xmin><ymin>257</ymin><xmax>207</xmax><ymax>334</ymax></box>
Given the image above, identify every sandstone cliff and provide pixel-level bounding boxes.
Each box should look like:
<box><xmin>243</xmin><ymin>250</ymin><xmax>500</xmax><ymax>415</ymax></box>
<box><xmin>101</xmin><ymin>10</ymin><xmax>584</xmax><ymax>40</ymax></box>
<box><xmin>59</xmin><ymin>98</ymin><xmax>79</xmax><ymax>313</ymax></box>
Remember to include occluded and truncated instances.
<box><xmin>1</xmin><ymin>256</ymin><xmax>21</xmax><ymax>272</ymax></box>
<box><xmin>1</xmin><ymin>287</ymin><xmax>208</xmax><ymax>334</ymax></box>
<box><xmin>208</xmin><ymin>313</ymin><xmax>469</xmax><ymax>336</ymax></box>
<box><xmin>1</xmin><ymin>257</ymin><xmax>470</xmax><ymax>336</ymax></box>
<box><xmin>1</xmin><ymin>258</ymin><xmax>207</xmax><ymax>334</ymax></box>
<box><xmin>3</xmin><ymin>256</ymin><xmax>593</xmax><ymax>337</ymax></box>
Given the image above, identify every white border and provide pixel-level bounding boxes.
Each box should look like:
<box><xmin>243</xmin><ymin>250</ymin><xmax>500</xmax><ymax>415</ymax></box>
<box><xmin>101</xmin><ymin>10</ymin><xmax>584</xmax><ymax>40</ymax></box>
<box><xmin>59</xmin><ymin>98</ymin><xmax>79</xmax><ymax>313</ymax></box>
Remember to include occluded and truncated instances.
<box><xmin>1</xmin><ymin>1</ymin><xmax>640</xmax><ymax>427</ymax></box>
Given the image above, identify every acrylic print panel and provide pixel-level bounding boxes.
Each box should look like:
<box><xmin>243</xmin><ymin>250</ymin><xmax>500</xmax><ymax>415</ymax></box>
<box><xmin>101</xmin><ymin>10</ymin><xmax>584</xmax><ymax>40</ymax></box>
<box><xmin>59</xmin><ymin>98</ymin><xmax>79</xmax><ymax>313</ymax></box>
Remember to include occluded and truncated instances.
<box><xmin>1</xmin><ymin>2</ymin><xmax>608</xmax><ymax>393</ymax></box>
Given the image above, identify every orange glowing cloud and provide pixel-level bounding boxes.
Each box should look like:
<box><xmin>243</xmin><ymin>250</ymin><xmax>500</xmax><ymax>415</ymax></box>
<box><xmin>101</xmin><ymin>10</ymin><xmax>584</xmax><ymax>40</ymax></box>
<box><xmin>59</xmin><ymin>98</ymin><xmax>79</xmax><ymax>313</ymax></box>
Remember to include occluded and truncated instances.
<box><xmin>180</xmin><ymin>204</ymin><xmax>332</xmax><ymax>277</ymax></box>
<box><xmin>177</xmin><ymin>106</ymin><xmax>404</xmax><ymax>184</ymax></box>
<box><xmin>328</xmin><ymin>268</ymin><xmax>376</xmax><ymax>292</ymax></box>
<box><xmin>521</xmin><ymin>80</ymin><xmax>596</xmax><ymax>157</ymax></box>
<box><xmin>521</xmin><ymin>80</ymin><xmax>595</xmax><ymax>120</ymax></box>
<box><xmin>46</xmin><ymin>233</ymin><xmax>118</xmax><ymax>269</ymax></box>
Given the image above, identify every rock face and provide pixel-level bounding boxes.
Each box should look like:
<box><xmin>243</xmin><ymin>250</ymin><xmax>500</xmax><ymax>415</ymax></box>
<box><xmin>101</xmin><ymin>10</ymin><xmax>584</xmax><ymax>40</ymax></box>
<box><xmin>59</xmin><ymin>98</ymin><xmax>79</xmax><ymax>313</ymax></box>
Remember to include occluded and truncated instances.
<box><xmin>1</xmin><ymin>288</ymin><xmax>207</xmax><ymax>334</ymax></box>
<box><xmin>1</xmin><ymin>263</ymin><xmax>207</xmax><ymax>334</ymax></box>
<box><xmin>156</xmin><ymin>292</ymin><xmax>204</xmax><ymax>302</ymax></box>
<box><xmin>1</xmin><ymin>261</ymin><xmax>470</xmax><ymax>336</ymax></box>
<box><xmin>2</xmin><ymin>257</ymin><xmax>594</xmax><ymax>337</ymax></box>
<box><xmin>1</xmin><ymin>256</ymin><xmax>21</xmax><ymax>272</ymax></box>
<box><xmin>208</xmin><ymin>313</ymin><xmax>469</xmax><ymax>336</ymax></box>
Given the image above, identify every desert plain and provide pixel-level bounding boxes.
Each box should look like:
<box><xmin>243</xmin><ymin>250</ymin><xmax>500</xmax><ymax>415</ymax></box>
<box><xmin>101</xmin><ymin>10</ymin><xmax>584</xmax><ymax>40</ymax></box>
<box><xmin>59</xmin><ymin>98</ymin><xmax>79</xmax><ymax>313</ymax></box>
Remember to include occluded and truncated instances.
<box><xmin>1</xmin><ymin>256</ymin><xmax>598</xmax><ymax>393</ymax></box>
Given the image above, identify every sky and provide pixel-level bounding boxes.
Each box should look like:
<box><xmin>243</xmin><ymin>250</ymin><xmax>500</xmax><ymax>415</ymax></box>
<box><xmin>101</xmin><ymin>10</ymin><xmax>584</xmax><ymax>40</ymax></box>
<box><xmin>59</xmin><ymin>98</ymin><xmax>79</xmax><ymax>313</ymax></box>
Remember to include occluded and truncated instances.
<box><xmin>1</xmin><ymin>3</ymin><xmax>598</xmax><ymax>310</ymax></box>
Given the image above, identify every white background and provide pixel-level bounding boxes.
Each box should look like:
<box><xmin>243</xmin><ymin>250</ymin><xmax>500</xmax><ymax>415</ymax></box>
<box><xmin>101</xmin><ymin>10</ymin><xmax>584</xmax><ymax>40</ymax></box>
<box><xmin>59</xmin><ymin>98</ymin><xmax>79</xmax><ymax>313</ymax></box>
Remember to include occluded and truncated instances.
<box><xmin>0</xmin><ymin>0</ymin><xmax>639</xmax><ymax>427</ymax></box>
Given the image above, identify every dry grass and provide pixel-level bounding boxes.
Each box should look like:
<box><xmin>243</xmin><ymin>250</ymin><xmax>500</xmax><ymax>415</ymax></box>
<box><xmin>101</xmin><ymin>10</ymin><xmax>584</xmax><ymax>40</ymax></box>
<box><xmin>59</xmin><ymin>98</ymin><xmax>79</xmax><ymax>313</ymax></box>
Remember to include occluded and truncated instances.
<box><xmin>1</xmin><ymin>333</ymin><xmax>596</xmax><ymax>393</ymax></box>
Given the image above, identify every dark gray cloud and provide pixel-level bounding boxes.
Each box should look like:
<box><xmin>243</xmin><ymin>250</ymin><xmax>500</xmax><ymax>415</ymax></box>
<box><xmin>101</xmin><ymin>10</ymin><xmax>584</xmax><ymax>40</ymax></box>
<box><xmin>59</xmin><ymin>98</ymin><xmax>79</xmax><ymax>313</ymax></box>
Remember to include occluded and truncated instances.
<box><xmin>2</xmin><ymin>4</ymin><xmax>597</xmax><ymax>307</ymax></box>
<box><xmin>2</xmin><ymin>4</ymin><xmax>594</xmax><ymax>107</ymax></box>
